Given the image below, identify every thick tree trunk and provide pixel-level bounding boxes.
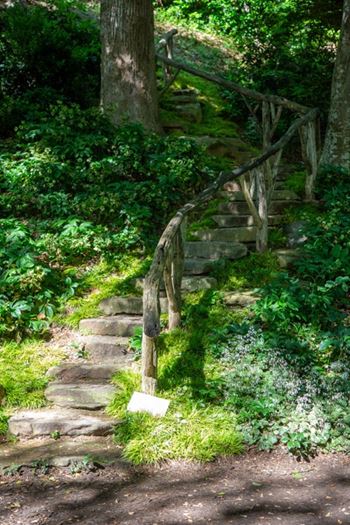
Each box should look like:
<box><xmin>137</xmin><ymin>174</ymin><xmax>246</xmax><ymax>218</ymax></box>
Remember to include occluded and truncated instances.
<box><xmin>100</xmin><ymin>0</ymin><xmax>160</xmax><ymax>132</ymax></box>
<box><xmin>320</xmin><ymin>0</ymin><xmax>350</xmax><ymax>170</ymax></box>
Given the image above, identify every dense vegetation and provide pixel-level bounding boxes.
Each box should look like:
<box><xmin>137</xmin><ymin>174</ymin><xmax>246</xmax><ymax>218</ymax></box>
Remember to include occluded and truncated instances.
<box><xmin>1</xmin><ymin>0</ymin><xmax>350</xmax><ymax>462</ymax></box>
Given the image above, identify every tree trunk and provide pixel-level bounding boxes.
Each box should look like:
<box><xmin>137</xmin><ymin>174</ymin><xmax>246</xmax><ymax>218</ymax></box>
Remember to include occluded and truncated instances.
<box><xmin>100</xmin><ymin>0</ymin><xmax>160</xmax><ymax>132</ymax></box>
<box><xmin>320</xmin><ymin>0</ymin><xmax>350</xmax><ymax>170</ymax></box>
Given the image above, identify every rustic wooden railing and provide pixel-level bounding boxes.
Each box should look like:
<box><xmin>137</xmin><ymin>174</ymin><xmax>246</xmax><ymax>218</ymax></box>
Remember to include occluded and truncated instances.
<box><xmin>156</xmin><ymin>30</ymin><xmax>320</xmax><ymax>246</ymax></box>
<box><xmin>141</xmin><ymin>107</ymin><xmax>319</xmax><ymax>394</ymax></box>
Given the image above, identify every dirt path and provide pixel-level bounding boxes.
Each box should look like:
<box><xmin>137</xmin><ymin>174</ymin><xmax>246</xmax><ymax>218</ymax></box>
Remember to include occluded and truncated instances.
<box><xmin>0</xmin><ymin>450</ymin><xmax>349</xmax><ymax>525</ymax></box>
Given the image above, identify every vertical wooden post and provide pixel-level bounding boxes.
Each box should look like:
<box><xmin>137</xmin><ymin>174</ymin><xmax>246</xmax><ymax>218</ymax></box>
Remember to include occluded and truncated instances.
<box><xmin>163</xmin><ymin>231</ymin><xmax>184</xmax><ymax>330</ymax></box>
<box><xmin>142</xmin><ymin>276</ymin><xmax>161</xmax><ymax>395</ymax></box>
<box><xmin>141</xmin><ymin>333</ymin><xmax>157</xmax><ymax>395</ymax></box>
<box><xmin>256</xmin><ymin>166</ymin><xmax>268</xmax><ymax>252</ymax></box>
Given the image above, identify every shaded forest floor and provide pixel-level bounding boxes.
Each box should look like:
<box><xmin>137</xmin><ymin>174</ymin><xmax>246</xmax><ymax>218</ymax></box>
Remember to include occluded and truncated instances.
<box><xmin>1</xmin><ymin>450</ymin><xmax>350</xmax><ymax>525</ymax></box>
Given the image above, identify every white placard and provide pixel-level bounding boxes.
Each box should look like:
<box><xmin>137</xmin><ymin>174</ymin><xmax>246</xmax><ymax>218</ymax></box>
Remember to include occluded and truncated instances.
<box><xmin>127</xmin><ymin>392</ymin><xmax>170</xmax><ymax>417</ymax></box>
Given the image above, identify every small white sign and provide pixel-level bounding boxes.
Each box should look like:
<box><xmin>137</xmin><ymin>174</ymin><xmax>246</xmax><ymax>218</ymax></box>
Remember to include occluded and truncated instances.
<box><xmin>127</xmin><ymin>392</ymin><xmax>170</xmax><ymax>417</ymax></box>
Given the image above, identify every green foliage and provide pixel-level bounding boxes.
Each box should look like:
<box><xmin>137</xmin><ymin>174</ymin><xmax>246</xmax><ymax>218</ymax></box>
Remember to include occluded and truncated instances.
<box><xmin>0</xmin><ymin>103</ymin><xmax>213</xmax><ymax>337</ymax></box>
<box><xmin>210</xmin><ymin>324</ymin><xmax>350</xmax><ymax>457</ymax></box>
<box><xmin>158</xmin><ymin>1</ymin><xmax>339</xmax><ymax>114</ymax></box>
<box><xmin>0</xmin><ymin>2</ymin><xmax>99</xmax><ymax>136</ymax></box>
<box><xmin>255</xmin><ymin>167</ymin><xmax>350</xmax><ymax>338</ymax></box>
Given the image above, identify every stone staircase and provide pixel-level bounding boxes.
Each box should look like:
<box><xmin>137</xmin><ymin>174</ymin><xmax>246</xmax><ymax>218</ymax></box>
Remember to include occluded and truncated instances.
<box><xmin>3</xmin><ymin>122</ymin><xmax>302</xmax><ymax>469</ymax></box>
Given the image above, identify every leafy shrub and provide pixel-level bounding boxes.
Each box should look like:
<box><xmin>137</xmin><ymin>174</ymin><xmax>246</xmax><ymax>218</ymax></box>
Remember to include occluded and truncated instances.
<box><xmin>0</xmin><ymin>103</ymin><xmax>213</xmax><ymax>338</ymax></box>
<box><xmin>0</xmin><ymin>2</ymin><xmax>99</xmax><ymax>136</ymax></box>
<box><xmin>212</xmin><ymin>324</ymin><xmax>350</xmax><ymax>457</ymax></box>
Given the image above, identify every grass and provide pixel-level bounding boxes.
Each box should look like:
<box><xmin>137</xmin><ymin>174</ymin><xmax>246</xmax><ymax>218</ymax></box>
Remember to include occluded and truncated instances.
<box><xmin>0</xmin><ymin>339</ymin><xmax>66</xmax><ymax>435</ymax></box>
<box><xmin>108</xmin><ymin>291</ymin><xmax>246</xmax><ymax>464</ymax></box>
<box><xmin>57</xmin><ymin>255</ymin><xmax>150</xmax><ymax>328</ymax></box>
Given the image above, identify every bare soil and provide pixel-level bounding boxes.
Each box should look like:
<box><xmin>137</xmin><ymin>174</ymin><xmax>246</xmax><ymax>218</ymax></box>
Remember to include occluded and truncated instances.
<box><xmin>1</xmin><ymin>449</ymin><xmax>349</xmax><ymax>525</ymax></box>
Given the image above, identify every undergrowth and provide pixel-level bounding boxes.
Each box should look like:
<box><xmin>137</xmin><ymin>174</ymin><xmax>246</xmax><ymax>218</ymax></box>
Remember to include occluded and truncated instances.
<box><xmin>0</xmin><ymin>339</ymin><xmax>65</xmax><ymax>435</ymax></box>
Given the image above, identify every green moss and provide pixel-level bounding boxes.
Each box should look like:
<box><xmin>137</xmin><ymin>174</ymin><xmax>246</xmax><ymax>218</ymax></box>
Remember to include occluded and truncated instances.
<box><xmin>211</xmin><ymin>251</ymin><xmax>280</xmax><ymax>290</ymax></box>
<box><xmin>161</xmin><ymin>71</ymin><xmax>239</xmax><ymax>138</ymax></box>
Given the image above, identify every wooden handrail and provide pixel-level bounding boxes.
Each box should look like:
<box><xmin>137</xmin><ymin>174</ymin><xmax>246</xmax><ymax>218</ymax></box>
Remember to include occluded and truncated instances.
<box><xmin>141</xmin><ymin>107</ymin><xmax>319</xmax><ymax>394</ymax></box>
<box><xmin>156</xmin><ymin>54</ymin><xmax>311</xmax><ymax>115</ymax></box>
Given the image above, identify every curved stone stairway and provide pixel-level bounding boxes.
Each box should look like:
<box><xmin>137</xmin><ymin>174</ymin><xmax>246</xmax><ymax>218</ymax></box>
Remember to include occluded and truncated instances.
<box><xmin>1</xmin><ymin>165</ymin><xmax>300</xmax><ymax>470</ymax></box>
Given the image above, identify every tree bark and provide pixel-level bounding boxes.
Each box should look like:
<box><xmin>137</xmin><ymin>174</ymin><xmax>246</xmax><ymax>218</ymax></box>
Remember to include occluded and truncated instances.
<box><xmin>320</xmin><ymin>0</ymin><xmax>350</xmax><ymax>170</ymax></box>
<box><xmin>100</xmin><ymin>0</ymin><xmax>160</xmax><ymax>132</ymax></box>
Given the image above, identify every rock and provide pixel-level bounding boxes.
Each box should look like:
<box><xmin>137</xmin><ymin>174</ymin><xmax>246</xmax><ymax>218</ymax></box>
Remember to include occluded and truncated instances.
<box><xmin>81</xmin><ymin>335</ymin><xmax>131</xmax><ymax>363</ymax></box>
<box><xmin>45</xmin><ymin>383</ymin><xmax>116</xmax><ymax>410</ymax></box>
<box><xmin>184</xmin><ymin>258</ymin><xmax>215</xmax><ymax>275</ymax></box>
<box><xmin>212</xmin><ymin>214</ymin><xmax>283</xmax><ymax>228</ymax></box>
<box><xmin>175</xmin><ymin>102</ymin><xmax>202</xmax><ymax>123</ymax></box>
<box><xmin>223</xmin><ymin>291</ymin><xmax>259</xmax><ymax>307</ymax></box>
<box><xmin>220</xmin><ymin>189</ymin><xmax>300</xmax><ymax>202</ymax></box>
<box><xmin>0</xmin><ymin>436</ymin><xmax>124</xmax><ymax>470</ymax></box>
<box><xmin>46</xmin><ymin>364</ymin><xmax>117</xmax><ymax>383</ymax></box>
<box><xmin>134</xmin><ymin>275</ymin><xmax>217</xmax><ymax>292</ymax></box>
<box><xmin>193</xmin><ymin>226</ymin><xmax>257</xmax><ymax>243</ymax></box>
<box><xmin>285</xmin><ymin>221</ymin><xmax>308</xmax><ymax>248</ymax></box>
<box><xmin>219</xmin><ymin>200</ymin><xmax>300</xmax><ymax>215</ymax></box>
<box><xmin>184</xmin><ymin>241</ymin><xmax>247</xmax><ymax>260</ymax></box>
<box><xmin>274</xmin><ymin>248</ymin><xmax>300</xmax><ymax>268</ymax></box>
<box><xmin>8</xmin><ymin>408</ymin><xmax>115</xmax><ymax>438</ymax></box>
<box><xmin>172</xmin><ymin>88</ymin><xmax>199</xmax><ymax>97</ymax></box>
<box><xmin>181</xmin><ymin>276</ymin><xmax>217</xmax><ymax>292</ymax></box>
<box><xmin>100</xmin><ymin>296</ymin><xmax>143</xmax><ymax>315</ymax></box>
<box><xmin>79</xmin><ymin>315</ymin><xmax>143</xmax><ymax>337</ymax></box>
<box><xmin>99</xmin><ymin>296</ymin><xmax>168</xmax><ymax>316</ymax></box>
<box><xmin>192</xmin><ymin>136</ymin><xmax>252</xmax><ymax>162</ymax></box>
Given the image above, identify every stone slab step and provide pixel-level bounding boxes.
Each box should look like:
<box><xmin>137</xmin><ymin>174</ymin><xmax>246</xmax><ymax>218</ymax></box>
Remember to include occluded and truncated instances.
<box><xmin>219</xmin><ymin>200</ymin><xmax>300</xmax><ymax>215</ymax></box>
<box><xmin>80</xmin><ymin>315</ymin><xmax>143</xmax><ymax>337</ymax></box>
<box><xmin>45</xmin><ymin>383</ymin><xmax>116</xmax><ymax>410</ymax></box>
<box><xmin>274</xmin><ymin>248</ymin><xmax>300</xmax><ymax>268</ymax></box>
<box><xmin>212</xmin><ymin>214</ymin><xmax>283</xmax><ymax>227</ymax></box>
<box><xmin>81</xmin><ymin>335</ymin><xmax>131</xmax><ymax>363</ymax></box>
<box><xmin>100</xmin><ymin>295</ymin><xmax>168</xmax><ymax>316</ymax></box>
<box><xmin>219</xmin><ymin>189</ymin><xmax>299</xmax><ymax>201</ymax></box>
<box><xmin>193</xmin><ymin>227</ymin><xmax>258</xmax><ymax>243</ymax></box>
<box><xmin>223</xmin><ymin>290</ymin><xmax>259</xmax><ymax>307</ymax></box>
<box><xmin>0</xmin><ymin>436</ymin><xmax>124</xmax><ymax>470</ymax></box>
<box><xmin>184</xmin><ymin>258</ymin><xmax>217</xmax><ymax>275</ymax></box>
<box><xmin>47</xmin><ymin>363</ymin><xmax>118</xmax><ymax>384</ymax></box>
<box><xmin>134</xmin><ymin>275</ymin><xmax>218</xmax><ymax>293</ymax></box>
<box><xmin>185</xmin><ymin>241</ymin><xmax>248</xmax><ymax>260</ymax></box>
<box><xmin>8</xmin><ymin>408</ymin><xmax>115</xmax><ymax>438</ymax></box>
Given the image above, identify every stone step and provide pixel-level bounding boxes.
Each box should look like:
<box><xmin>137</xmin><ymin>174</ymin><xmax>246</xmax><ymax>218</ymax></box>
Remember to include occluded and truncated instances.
<box><xmin>134</xmin><ymin>275</ymin><xmax>218</xmax><ymax>293</ymax></box>
<box><xmin>219</xmin><ymin>189</ymin><xmax>300</xmax><ymax>202</ymax></box>
<box><xmin>45</xmin><ymin>383</ymin><xmax>116</xmax><ymax>410</ymax></box>
<box><xmin>0</xmin><ymin>436</ymin><xmax>123</xmax><ymax>470</ymax></box>
<box><xmin>193</xmin><ymin>227</ymin><xmax>258</xmax><ymax>243</ymax></box>
<box><xmin>100</xmin><ymin>295</ymin><xmax>168</xmax><ymax>316</ymax></box>
<box><xmin>81</xmin><ymin>335</ymin><xmax>131</xmax><ymax>363</ymax></box>
<box><xmin>8</xmin><ymin>408</ymin><xmax>115</xmax><ymax>439</ymax></box>
<box><xmin>80</xmin><ymin>315</ymin><xmax>143</xmax><ymax>337</ymax></box>
<box><xmin>184</xmin><ymin>258</ymin><xmax>217</xmax><ymax>275</ymax></box>
<box><xmin>184</xmin><ymin>241</ymin><xmax>248</xmax><ymax>260</ymax></box>
<box><xmin>46</xmin><ymin>363</ymin><xmax>118</xmax><ymax>384</ymax></box>
<box><xmin>219</xmin><ymin>200</ymin><xmax>300</xmax><ymax>215</ymax></box>
<box><xmin>223</xmin><ymin>290</ymin><xmax>259</xmax><ymax>307</ymax></box>
<box><xmin>222</xmin><ymin>181</ymin><xmax>285</xmax><ymax>191</ymax></box>
<box><xmin>212</xmin><ymin>214</ymin><xmax>283</xmax><ymax>227</ymax></box>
